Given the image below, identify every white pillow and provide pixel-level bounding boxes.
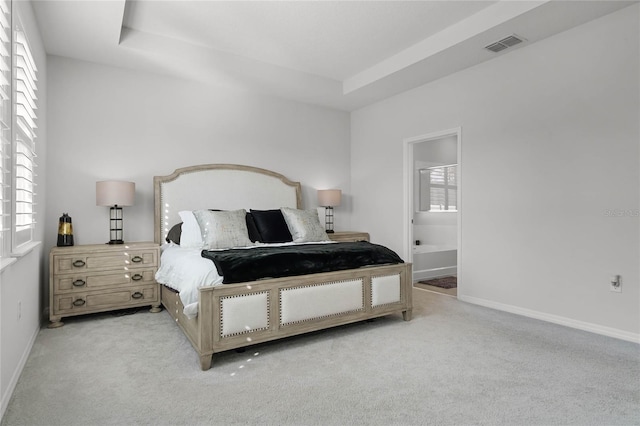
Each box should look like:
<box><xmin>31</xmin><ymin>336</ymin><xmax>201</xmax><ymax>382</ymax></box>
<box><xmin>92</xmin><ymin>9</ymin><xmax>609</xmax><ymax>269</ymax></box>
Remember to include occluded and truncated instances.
<box><xmin>193</xmin><ymin>209</ymin><xmax>252</xmax><ymax>250</ymax></box>
<box><xmin>280</xmin><ymin>207</ymin><xmax>330</xmax><ymax>243</ymax></box>
<box><xmin>178</xmin><ymin>211</ymin><xmax>204</xmax><ymax>248</ymax></box>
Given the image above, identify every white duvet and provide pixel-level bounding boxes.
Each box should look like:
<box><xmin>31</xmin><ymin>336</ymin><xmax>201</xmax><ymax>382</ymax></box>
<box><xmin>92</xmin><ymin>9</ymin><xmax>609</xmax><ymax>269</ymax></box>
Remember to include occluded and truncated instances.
<box><xmin>155</xmin><ymin>241</ymin><xmax>336</xmax><ymax>318</ymax></box>
<box><xmin>155</xmin><ymin>243</ymin><xmax>222</xmax><ymax>317</ymax></box>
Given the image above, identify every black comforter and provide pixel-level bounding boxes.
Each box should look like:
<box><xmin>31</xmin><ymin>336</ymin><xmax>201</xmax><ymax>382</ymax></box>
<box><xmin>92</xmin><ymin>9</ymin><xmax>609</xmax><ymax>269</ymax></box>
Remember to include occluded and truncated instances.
<box><xmin>201</xmin><ymin>241</ymin><xmax>403</xmax><ymax>284</ymax></box>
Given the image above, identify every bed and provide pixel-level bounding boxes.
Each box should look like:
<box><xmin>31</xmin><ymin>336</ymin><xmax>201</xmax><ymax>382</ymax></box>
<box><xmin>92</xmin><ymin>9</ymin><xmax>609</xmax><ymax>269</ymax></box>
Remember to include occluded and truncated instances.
<box><xmin>154</xmin><ymin>164</ymin><xmax>412</xmax><ymax>370</ymax></box>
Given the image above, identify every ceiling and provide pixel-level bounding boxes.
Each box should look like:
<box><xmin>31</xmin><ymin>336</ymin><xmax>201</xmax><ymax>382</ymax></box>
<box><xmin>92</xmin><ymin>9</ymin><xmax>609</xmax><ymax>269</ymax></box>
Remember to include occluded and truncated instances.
<box><xmin>32</xmin><ymin>0</ymin><xmax>635</xmax><ymax>111</ymax></box>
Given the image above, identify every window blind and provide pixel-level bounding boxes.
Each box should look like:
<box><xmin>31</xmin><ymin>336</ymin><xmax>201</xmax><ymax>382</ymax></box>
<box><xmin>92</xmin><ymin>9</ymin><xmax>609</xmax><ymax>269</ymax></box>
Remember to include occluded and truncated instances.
<box><xmin>13</xmin><ymin>23</ymin><xmax>37</xmax><ymax>248</ymax></box>
<box><xmin>427</xmin><ymin>164</ymin><xmax>457</xmax><ymax>212</ymax></box>
<box><xmin>0</xmin><ymin>0</ymin><xmax>10</xmax><ymax>256</ymax></box>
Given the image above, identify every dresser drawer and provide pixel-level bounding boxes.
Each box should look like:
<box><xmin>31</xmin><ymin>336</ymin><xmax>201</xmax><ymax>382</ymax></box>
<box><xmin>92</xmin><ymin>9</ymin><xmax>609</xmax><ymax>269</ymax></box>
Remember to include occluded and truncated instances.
<box><xmin>52</xmin><ymin>285</ymin><xmax>159</xmax><ymax>315</ymax></box>
<box><xmin>49</xmin><ymin>242</ymin><xmax>162</xmax><ymax>327</ymax></box>
<box><xmin>53</xmin><ymin>268</ymin><xmax>157</xmax><ymax>294</ymax></box>
<box><xmin>53</xmin><ymin>248</ymin><xmax>158</xmax><ymax>274</ymax></box>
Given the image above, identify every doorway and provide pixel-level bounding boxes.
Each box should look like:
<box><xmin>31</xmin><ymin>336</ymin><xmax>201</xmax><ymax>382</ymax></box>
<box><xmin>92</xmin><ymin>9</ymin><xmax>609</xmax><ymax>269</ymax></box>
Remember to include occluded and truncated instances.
<box><xmin>403</xmin><ymin>128</ymin><xmax>461</xmax><ymax>296</ymax></box>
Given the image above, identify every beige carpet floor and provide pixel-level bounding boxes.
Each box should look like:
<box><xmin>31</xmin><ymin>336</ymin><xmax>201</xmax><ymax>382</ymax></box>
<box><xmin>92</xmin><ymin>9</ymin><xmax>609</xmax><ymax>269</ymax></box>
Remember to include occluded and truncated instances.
<box><xmin>2</xmin><ymin>289</ymin><xmax>639</xmax><ymax>426</ymax></box>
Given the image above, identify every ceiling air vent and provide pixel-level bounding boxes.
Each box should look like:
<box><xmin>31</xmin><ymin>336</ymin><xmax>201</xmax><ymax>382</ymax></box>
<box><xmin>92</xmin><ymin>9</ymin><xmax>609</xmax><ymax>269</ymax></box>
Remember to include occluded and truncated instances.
<box><xmin>485</xmin><ymin>35</ymin><xmax>524</xmax><ymax>53</ymax></box>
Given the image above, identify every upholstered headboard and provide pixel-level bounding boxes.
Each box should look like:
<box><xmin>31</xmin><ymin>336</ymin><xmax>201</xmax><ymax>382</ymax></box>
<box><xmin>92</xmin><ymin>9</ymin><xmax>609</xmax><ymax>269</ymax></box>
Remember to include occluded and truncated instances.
<box><xmin>153</xmin><ymin>164</ymin><xmax>302</xmax><ymax>244</ymax></box>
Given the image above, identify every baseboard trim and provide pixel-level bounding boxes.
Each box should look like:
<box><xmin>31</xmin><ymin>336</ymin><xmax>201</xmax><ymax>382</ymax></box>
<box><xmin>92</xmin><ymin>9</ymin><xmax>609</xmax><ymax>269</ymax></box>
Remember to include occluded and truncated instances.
<box><xmin>413</xmin><ymin>266</ymin><xmax>457</xmax><ymax>281</ymax></box>
<box><xmin>458</xmin><ymin>294</ymin><xmax>640</xmax><ymax>344</ymax></box>
<box><xmin>1</xmin><ymin>325</ymin><xmax>39</xmax><ymax>420</ymax></box>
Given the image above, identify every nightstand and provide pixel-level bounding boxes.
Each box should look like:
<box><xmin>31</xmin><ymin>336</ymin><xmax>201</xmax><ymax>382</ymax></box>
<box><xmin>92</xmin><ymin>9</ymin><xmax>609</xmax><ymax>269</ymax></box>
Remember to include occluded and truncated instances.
<box><xmin>328</xmin><ymin>231</ymin><xmax>370</xmax><ymax>242</ymax></box>
<box><xmin>49</xmin><ymin>242</ymin><xmax>161</xmax><ymax>328</ymax></box>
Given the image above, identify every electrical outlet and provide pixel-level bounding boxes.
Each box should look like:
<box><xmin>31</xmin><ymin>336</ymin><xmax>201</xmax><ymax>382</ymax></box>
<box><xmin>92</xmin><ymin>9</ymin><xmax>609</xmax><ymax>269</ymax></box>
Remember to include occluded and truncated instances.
<box><xmin>610</xmin><ymin>275</ymin><xmax>622</xmax><ymax>293</ymax></box>
<box><xmin>17</xmin><ymin>301</ymin><xmax>21</xmax><ymax>320</ymax></box>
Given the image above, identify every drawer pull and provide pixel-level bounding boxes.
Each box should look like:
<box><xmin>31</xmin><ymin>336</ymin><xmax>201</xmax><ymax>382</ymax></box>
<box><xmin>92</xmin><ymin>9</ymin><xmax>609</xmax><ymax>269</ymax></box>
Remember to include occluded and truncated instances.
<box><xmin>132</xmin><ymin>291</ymin><xmax>143</xmax><ymax>299</ymax></box>
<box><xmin>131</xmin><ymin>255</ymin><xmax>143</xmax><ymax>263</ymax></box>
<box><xmin>72</xmin><ymin>299</ymin><xmax>86</xmax><ymax>307</ymax></box>
<box><xmin>72</xmin><ymin>279</ymin><xmax>86</xmax><ymax>287</ymax></box>
<box><xmin>72</xmin><ymin>260</ymin><xmax>86</xmax><ymax>268</ymax></box>
<box><xmin>131</xmin><ymin>273</ymin><xmax>143</xmax><ymax>281</ymax></box>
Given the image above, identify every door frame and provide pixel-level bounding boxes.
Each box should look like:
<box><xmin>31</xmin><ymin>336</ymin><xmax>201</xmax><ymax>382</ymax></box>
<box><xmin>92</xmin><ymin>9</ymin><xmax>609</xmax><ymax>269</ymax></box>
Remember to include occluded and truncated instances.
<box><xmin>403</xmin><ymin>128</ymin><xmax>462</xmax><ymax>283</ymax></box>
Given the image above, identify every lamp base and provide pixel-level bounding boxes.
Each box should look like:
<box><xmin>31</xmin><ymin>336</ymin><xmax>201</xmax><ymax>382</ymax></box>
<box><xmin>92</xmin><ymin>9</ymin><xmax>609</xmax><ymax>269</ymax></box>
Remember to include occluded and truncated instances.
<box><xmin>324</xmin><ymin>206</ymin><xmax>335</xmax><ymax>234</ymax></box>
<box><xmin>107</xmin><ymin>206</ymin><xmax>125</xmax><ymax>245</ymax></box>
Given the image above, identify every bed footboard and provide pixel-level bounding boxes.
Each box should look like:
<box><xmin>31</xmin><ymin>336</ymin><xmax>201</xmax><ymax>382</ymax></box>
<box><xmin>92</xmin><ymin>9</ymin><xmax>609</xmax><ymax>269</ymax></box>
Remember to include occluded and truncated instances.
<box><xmin>163</xmin><ymin>263</ymin><xmax>412</xmax><ymax>370</ymax></box>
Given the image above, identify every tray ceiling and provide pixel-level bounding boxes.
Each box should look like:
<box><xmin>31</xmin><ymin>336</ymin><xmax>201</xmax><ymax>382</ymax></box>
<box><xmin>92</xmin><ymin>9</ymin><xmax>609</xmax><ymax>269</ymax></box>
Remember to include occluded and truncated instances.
<box><xmin>32</xmin><ymin>0</ymin><xmax>636</xmax><ymax>111</ymax></box>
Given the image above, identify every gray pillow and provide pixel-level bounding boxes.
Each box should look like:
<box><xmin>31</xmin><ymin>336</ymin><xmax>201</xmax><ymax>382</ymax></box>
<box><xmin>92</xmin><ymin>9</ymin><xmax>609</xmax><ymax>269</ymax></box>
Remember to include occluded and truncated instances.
<box><xmin>193</xmin><ymin>209</ymin><xmax>252</xmax><ymax>249</ymax></box>
<box><xmin>280</xmin><ymin>207</ymin><xmax>329</xmax><ymax>243</ymax></box>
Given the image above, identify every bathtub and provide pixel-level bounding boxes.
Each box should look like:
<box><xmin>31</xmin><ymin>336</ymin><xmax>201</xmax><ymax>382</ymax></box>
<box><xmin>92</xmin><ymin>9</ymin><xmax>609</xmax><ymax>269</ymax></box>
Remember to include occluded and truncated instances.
<box><xmin>412</xmin><ymin>245</ymin><xmax>457</xmax><ymax>281</ymax></box>
<box><xmin>413</xmin><ymin>244</ymin><xmax>456</xmax><ymax>254</ymax></box>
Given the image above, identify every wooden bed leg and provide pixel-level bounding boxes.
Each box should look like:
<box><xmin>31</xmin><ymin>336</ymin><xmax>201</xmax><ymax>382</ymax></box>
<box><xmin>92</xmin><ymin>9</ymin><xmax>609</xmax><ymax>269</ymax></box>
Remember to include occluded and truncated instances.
<box><xmin>402</xmin><ymin>309</ymin><xmax>413</xmax><ymax>321</ymax></box>
<box><xmin>199</xmin><ymin>354</ymin><xmax>212</xmax><ymax>371</ymax></box>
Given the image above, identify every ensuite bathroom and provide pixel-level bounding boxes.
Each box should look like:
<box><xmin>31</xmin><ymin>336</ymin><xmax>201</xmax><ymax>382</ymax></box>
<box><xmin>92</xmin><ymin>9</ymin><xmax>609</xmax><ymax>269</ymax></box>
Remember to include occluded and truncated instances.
<box><xmin>412</xmin><ymin>134</ymin><xmax>458</xmax><ymax>293</ymax></box>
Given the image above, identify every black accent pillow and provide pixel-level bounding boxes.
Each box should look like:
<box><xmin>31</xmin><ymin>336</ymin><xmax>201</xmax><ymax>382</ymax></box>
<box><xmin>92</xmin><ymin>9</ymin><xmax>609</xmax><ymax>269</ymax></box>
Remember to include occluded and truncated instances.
<box><xmin>166</xmin><ymin>222</ymin><xmax>183</xmax><ymax>244</ymax></box>
<box><xmin>245</xmin><ymin>212</ymin><xmax>262</xmax><ymax>243</ymax></box>
<box><xmin>250</xmin><ymin>209</ymin><xmax>293</xmax><ymax>243</ymax></box>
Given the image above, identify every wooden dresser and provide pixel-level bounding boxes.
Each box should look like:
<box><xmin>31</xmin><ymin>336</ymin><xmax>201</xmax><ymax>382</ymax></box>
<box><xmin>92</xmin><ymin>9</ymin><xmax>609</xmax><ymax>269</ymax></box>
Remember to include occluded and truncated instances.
<box><xmin>49</xmin><ymin>242</ymin><xmax>161</xmax><ymax>328</ymax></box>
<box><xmin>328</xmin><ymin>231</ymin><xmax>370</xmax><ymax>242</ymax></box>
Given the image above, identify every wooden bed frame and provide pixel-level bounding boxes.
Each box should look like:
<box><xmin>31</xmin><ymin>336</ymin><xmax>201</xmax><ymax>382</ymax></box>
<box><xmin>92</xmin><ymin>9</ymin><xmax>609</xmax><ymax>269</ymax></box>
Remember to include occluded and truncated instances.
<box><xmin>154</xmin><ymin>164</ymin><xmax>412</xmax><ymax>370</ymax></box>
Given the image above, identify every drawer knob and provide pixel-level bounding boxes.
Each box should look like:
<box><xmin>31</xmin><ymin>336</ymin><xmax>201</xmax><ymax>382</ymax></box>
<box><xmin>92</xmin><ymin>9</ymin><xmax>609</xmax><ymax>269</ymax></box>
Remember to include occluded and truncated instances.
<box><xmin>72</xmin><ymin>260</ymin><xmax>86</xmax><ymax>268</ymax></box>
<box><xmin>131</xmin><ymin>255</ymin><xmax>143</xmax><ymax>263</ymax></box>
<box><xmin>72</xmin><ymin>279</ymin><xmax>86</xmax><ymax>287</ymax></box>
<box><xmin>132</xmin><ymin>291</ymin><xmax>143</xmax><ymax>299</ymax></box>
<box><xmin>131</xmin><ymin>273</ymin><xmax>143</xmax><ymax>281</ymax></box>
<box><xmin>72</xmin><ymin>299</ymin><xmax>86</xmax><ymax>307</ymax></box>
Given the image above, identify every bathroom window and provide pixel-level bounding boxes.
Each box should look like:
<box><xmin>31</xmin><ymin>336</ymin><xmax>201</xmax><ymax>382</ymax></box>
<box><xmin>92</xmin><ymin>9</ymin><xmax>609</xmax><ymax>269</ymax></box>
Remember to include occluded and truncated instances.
<box><xmin>419</xmin><ymin>164</ymin><xmax>457</xmax><ymax>212</ymax></box>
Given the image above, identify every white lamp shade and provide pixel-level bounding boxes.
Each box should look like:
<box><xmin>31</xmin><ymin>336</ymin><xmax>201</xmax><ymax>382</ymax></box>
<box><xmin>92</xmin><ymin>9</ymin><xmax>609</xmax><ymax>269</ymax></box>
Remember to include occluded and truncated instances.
<box><xmin>96</xmin><ymin>181</ymin><xmax>135</xmax><ymax>206</ymax></box>
<box><xmin>318</xmin><ymin>189</ymin><xmax>341</xmax><ymax>207</ymax></box>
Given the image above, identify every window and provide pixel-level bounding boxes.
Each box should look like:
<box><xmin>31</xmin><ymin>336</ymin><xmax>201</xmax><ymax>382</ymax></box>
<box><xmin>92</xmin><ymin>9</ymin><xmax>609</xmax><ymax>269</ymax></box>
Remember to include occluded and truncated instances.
<box><xmin>0</xmin><ymin>1</ymin><xmax>39</xmax><ymax>261</ymax></box>
<box><xmin>0</xmin><ymin>0</ymin><xmax>10</xmax><ymax>257</ymax></box>
<box><xmin>13</xmin><ymin>22</ymin><xmax>37</xmax><ymax>248</ymax></box>
<box><xmin>419</xmin><ymin>164</ymin><xmax>458</xmax><ymax>212</ymax></box>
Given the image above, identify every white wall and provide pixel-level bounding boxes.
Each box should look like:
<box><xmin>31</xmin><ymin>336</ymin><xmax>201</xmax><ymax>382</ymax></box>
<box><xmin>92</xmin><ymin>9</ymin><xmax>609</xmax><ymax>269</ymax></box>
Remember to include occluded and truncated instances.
<box><xmin>0</xmin><ymin>0</ymin><xmax>47</xmax><ymax>418</ymax></box>
<box><xmin>45</xmin><ymin>55</ymin><xmax>351</xmax><ymax>291</ymax></box>
<box><xmin>46</xmin><ymin>56</ymin><xmax>352</xmax><ymax>247</ymax></box>
<box><xmin>351</xmin><ymin>5</ymin><xmax>639</xmax><ymax>340</ymax></box>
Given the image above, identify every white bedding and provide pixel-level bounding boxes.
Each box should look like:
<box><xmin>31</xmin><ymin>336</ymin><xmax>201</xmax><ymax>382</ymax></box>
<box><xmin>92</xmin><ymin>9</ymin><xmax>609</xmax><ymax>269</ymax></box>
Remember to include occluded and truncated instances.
<box><xmin>155</xmin><ymin>241</ymin><xmax>336</xmax><ymax>318</ymax></box>
<box><xmin>155</xmin><ymin>243</ymin><xmax>222</xmax><ymax>317</ymax></box>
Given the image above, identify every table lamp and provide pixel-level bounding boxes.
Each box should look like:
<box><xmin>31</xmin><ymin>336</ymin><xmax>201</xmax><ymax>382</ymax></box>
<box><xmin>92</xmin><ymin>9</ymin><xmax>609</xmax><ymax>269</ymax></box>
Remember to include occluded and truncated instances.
<box><xmin>96</xmin><ymin>180</ymin><xmax>135</xmax><ymax>244</ymax></box>
<box><xmin>317</xmin><ymin>189</ymin><xmax>341</xmax><ymax>233</ymax></box>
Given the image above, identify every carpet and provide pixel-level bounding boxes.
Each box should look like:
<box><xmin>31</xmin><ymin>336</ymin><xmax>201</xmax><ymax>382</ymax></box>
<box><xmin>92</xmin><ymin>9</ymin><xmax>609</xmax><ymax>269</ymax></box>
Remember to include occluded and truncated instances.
<box><xmin>418</xmin><ymin>276</ymin><xmax>457</xmax><ymax>289</ymax></box>
<box><xmin>3</xmin><ymin>289</ymin><xmax>639</xmax><ymax>426</ymax></box>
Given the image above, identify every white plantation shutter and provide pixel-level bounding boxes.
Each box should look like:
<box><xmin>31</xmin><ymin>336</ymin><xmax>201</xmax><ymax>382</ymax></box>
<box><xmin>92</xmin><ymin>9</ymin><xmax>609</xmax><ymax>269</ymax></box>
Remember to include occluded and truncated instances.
<box><xmin>13</xmin><ymin>23</ymin><xmax>37</xmax><ymax>248</ymax></box>
<box><xmin>0</xmin><ymin>0</ymin><xmax>10</xmax><ymax>256</ymax></box>
<box><xmin>427</xmin><ymin>164</ymin><xmax>457</xmax><ymax>212</ymax></box>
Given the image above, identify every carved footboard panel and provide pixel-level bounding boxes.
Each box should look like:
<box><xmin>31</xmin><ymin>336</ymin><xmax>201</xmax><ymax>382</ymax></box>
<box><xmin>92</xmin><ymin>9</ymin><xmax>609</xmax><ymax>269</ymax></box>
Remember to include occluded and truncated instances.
<box><xmin>162</xmin><ymin>262</ymin><xmax>412</xmax><ymax>370</ymax></box>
